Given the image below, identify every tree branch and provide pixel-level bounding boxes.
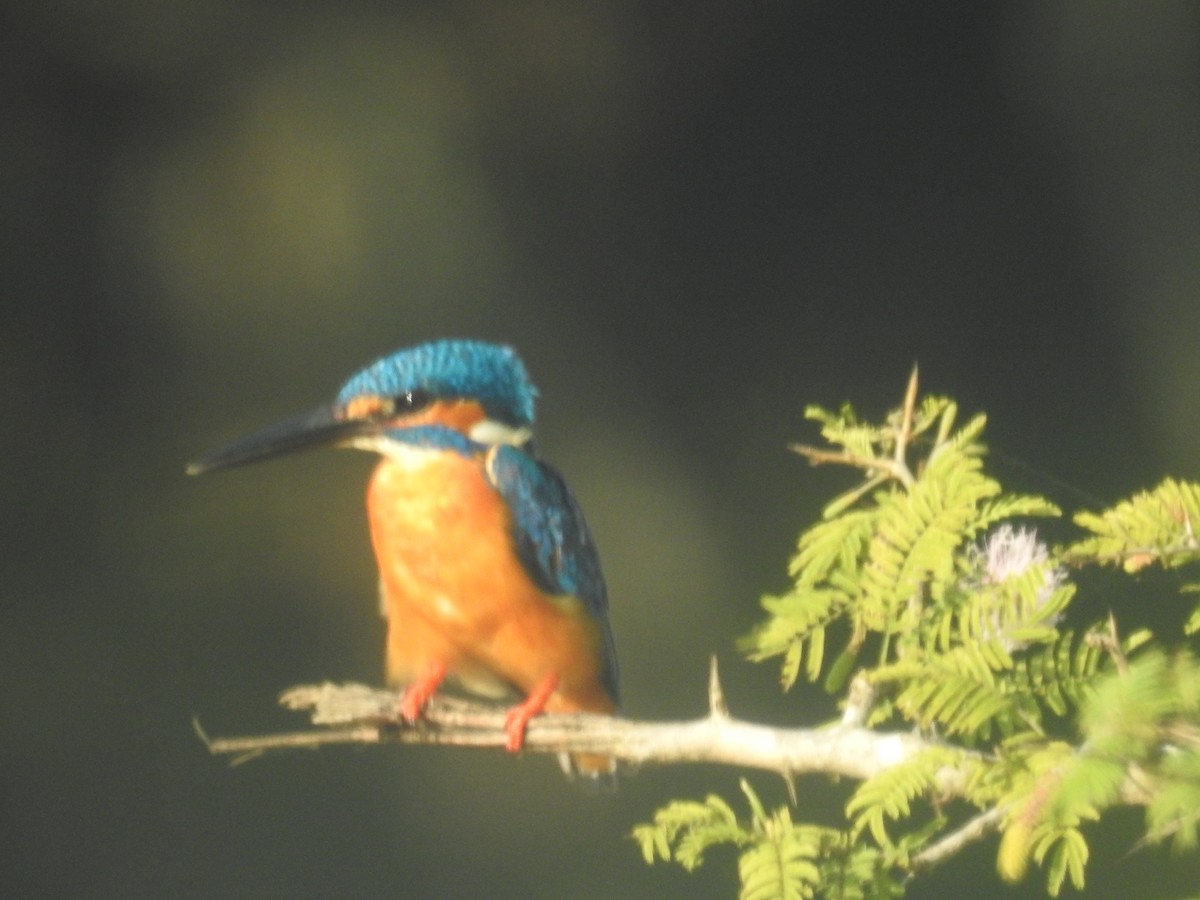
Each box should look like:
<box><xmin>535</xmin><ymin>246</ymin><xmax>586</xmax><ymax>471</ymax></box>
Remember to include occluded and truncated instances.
<box><xmin>197</xmin><ymin>679</ymin><xmax>975</xmax><ymax>793</ymax></box>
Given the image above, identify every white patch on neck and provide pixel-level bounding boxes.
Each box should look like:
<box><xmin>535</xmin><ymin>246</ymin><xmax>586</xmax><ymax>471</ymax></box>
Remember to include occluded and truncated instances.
<box><xmin>469</xmin><ymin>419</ymin><xmax>532</xmax><ymax>447</ymax></box>
<box><xmin>348</xmin><ymin>436</ymin><xmax>437</xmax><ymax>468</ymax></box>
<box><xmin>344</xmin><ymin>418</ymin><xmax>530</xmax><ymax>466</ymax></box>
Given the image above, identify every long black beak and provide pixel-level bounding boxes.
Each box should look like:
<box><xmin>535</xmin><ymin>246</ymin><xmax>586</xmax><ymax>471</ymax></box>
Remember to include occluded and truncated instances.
<box><xmin>187</xmin><ymin>404</ymin><xmax>379</xmax><ymax>475</ymax></box>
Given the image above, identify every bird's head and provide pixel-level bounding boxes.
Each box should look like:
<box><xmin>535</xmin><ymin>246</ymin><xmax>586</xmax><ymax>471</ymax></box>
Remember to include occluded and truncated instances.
<box><xmin>188</xmin><ymin>340</ymin><xmax>537</xmax><ymax>475</ymax></box>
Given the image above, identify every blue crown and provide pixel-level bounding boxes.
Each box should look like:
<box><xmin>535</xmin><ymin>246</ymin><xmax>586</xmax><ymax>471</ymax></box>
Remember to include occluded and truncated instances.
<box><xmin>336</xmin><ymin>340</ymin><xmax>538</xmax><ymax>428</ymax></box>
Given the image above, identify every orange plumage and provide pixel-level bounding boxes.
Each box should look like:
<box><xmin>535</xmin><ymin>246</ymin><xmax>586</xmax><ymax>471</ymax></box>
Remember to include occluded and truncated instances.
<box><xmin>369</xmin><ymin>452</ymin><xmax>615</xmax><ymax>720</ymax></box>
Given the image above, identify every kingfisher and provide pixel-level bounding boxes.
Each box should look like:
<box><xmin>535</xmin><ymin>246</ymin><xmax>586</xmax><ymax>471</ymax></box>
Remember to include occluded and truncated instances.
<box><xmin>189</xmin><ymin>340</ymin><xmax>619</xmax><ymax>787</ymax></box>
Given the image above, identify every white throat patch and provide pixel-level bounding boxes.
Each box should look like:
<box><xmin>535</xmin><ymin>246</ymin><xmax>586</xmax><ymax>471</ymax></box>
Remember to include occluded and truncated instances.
<box><xmin>469</xmin><ymin>419</ymin><xmax>533</xmax><ymax>447</ymax></box>
<box><xmin>349</xmin><ymin>436</ymin><xmax>438</xmax><ymax>468</ymax></box>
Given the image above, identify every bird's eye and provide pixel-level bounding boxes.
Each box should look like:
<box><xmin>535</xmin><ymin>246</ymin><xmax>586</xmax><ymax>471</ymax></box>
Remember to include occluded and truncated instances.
<box><xmin>397</xmin><ymin>389</ymin><xmax>433</xmax><ymax>412</ymax></box>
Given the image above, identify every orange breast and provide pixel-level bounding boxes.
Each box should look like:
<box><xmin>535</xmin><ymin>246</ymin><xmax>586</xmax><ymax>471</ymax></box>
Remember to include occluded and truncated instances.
<box><xmin>367</xmin><ymin>451</ymin><xmax>614</xmax><ymax>716</ymax></box>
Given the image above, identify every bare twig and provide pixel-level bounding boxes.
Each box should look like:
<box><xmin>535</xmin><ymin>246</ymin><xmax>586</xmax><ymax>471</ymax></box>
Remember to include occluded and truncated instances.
<box><xmin>909</xmin><ymin>806</ymin><xmax>1006</xmax><ymax>875</ymax></box>
<box><xmin>789</xmin><ymin>446</ymin><xmax>911</xmax><ymax>487</ymax></box>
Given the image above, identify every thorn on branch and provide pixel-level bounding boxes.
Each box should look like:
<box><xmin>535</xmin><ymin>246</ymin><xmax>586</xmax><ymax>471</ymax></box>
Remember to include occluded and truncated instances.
<box><xmin>841</xmin><ymin>671</ymin><xmax>875</xmax><ymax>727</ymax></box>
<box><xmin>897</xmin><ymin>363</ymin><xmax>919</xmax><ymax>464</ymax></box>
<box><xmin>780</xmin><ymin>769</ymin><xmax>797</xmax><ymax>806</ymax></box>
<box><xmin>1087</xmin><ymin>613</ymin><xmax>1129</xmax><ymax>676</ymax></box>
<box><xmin>708</xmin><ymin>655</ymin><xmax>729</xmax><ymax>720</ymax></box>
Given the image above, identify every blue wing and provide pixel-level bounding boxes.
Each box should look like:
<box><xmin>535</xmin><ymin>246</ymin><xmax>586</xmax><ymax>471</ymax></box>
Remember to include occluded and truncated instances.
<box><xmin>485</xmin><ymin>444</ymin><xmax>619</xmax><ymax>707</ymax></box>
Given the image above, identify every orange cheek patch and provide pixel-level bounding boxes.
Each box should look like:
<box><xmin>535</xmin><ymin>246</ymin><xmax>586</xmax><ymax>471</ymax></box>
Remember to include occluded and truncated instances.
<box><xmin>408</xmin><ymin>399</ymin><xmax>486</xmax><ymax>433</ymax></box>
<box><xmin>343</xmin><ymin>394</ymin><xmax>391</xmax><ymax>420</ymax></box>
<box><xmin>340</xmin><ymin>396</ymin><xmax>486</xmax><ymax>435</ymax></box>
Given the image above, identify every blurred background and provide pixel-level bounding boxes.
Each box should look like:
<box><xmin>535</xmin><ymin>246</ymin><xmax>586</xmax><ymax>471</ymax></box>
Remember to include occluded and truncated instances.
<box><xmin>4</xmin><ymin>3</ymin><xmax>1200</xmax><ymax>898</ymax></box>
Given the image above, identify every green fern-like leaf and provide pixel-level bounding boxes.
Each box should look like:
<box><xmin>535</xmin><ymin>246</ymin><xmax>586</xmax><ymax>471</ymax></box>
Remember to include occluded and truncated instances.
<box><xmin>636</xmin><ymin>783</ymin><xmax>863</xmax><ymax>899</ymax></box>
<box><xmin>874</xmin><ymin>646</ymin><xmax>1017</xmax><ymax>737</ymax></box>
<box><xmin>1047</xmin><ymin>755</ymin><xmax>1125</xmax><ymax>827</ymax></box>
<box><xmin>971</xmin><ymin>494</ymin><xmax>1062</xmax><ymax>538</ymax></box>
<box><xmin>804</xmin><ymin>403</ymin><xmax>890</xmax><ymax>460</ymax></box>
<box><xmin>998</xmin><ymin>650</ymin><xmax>1198</xmax><ymax>893</ymax></box>
<box><xmin>1080</xmin><ymin>649</ymin><xmax>1172</xmax><ymax>756</ymax></box>
<box><xmin>845</xmin><ymin>748</ymin><xmax>963</xmax><ymax>846</ymax></box>
<box><xmin>1068</xmin><ymin>478</ymin><xmax>1200</xmax><ymax>571</ymax></box>
<box><xmin>1146</xmin><ymin>747</ymin><xmax>1200</xmax><ymax>853</ymax></box>
<box><xmin>1033</xmin><ymin>825</ymin><xmax>1089</xmax><ymax>896</ymax></box>
<box><xmin>740</xmin><ymin>511</ymin><xmax>878</xmax><ymax>687</ymax></box>
<box><xmin>748</xmin><ymin>380</ymin><xmax>1061</xmax><ymax>696</ymax></box>
<box><xmin>649</xmin><ymin>373</ymin><xmax>1200</xmax><ymax>897</ymax></box>
<box><xmin>632</xmin><ymin>794</ymin><xmax>747</xmax><ymax>870</ymax></box>
<box><xmin>1168</xmin><ymin>648</ymin><xmax>1200</xmax><ymax>715</ymax></box>
<box><xmin>928</xmin><ymin>409</ymin><xmax>986</xmax><ymax>459</ymax></box>
<box><xmin>791</xmin><ymin>509</ymin><xmax>879</xmax><ymax>585</ymax></box>
<box><xmin>737</xmin><ymin>817</ymin><xmax>822</xmax><ymax>900</ymax></box>
<box><xmin>858</xmin><ymin>447</ymin><xmax>998</xmax><ymax>635</ymax></box>
<box><xmin>996</xmin><ymin>741</ymin><xmax>1077</xmax><ymax>883</ymax></box>
<box><xmin>1186</xmin><ymin>600</ymin><xmax>1200</xmax><ymax>636</ymax></box>
<box><xmin>741</xmin><ymin>588</ymin><xmax>841</xmax><ymax>689</ymax></box>
<box><xmin>817</xmin><ymin>844</ymin><xmax>905</xmax><ymax>900</ymax></box>
<box><xmin>1009</xmin><ymin>629</ymin><xmax>1107</xmax><ymax>718</ymax></box>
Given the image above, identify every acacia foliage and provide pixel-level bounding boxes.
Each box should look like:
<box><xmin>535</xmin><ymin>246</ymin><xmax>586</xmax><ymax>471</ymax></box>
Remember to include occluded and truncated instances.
<box><xmin>635</xmin><ymin>374</ymin><xmax>1200</xmax><ymax>898</ymax></box>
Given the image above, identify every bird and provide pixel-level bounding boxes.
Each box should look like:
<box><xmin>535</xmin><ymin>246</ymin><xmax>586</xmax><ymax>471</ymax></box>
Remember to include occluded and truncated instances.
<box><xmin>189</xmin><ymin>339</ymin><xmax>619</xmax><ymax>787</ymax></box>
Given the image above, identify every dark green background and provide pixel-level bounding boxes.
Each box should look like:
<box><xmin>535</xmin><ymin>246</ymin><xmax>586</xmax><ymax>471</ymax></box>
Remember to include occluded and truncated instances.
<box><xmin>5</xmin><ymin>4</ymin><xmax>1200</xmax><ymax>898</ymax></box>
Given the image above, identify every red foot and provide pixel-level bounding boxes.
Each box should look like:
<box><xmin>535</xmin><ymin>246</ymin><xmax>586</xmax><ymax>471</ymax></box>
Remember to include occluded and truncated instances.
<box><xmin>504</xmin><ymin>673</ymin><xmax>560</xmax><ymax>753</ymax></box>
<box><xmin>398</xmin><ymin>661</ymin><xmax>447</xmax><ymax>722</ymax></box>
